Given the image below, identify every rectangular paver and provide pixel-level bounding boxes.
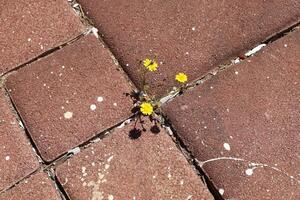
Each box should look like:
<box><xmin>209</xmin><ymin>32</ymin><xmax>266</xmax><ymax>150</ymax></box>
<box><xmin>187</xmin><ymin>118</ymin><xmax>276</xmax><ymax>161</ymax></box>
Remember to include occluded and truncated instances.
<box><xmin>78</xmin><ymin>0</ymin><xmax>300</xmax><ymax>96</ymax></box>
<box><xmin>56</xmin><ymin>118</ymin><xmax>213</xmax><ymax>200</ymax></box>
<box><xmin>0</xmin><ymin>172</ymin><xmax>61</xmax><ymax>200</ymax></box>
<box><xmin>0</xmin><ymin>0</ymin><xmax>85</xmax><ymax>75</ymax></box>
<box><xmin>5</xmin><ymin>34</ymin><xmax>135</xmax><ymax>162</ymax></box>
<box><xmin>0</xmin><ymin>88</ymin><xmax>39</xmax><ymax>191</ymax></box>
<box><xmin>163</xmin><ymin>29</ymin><xmax>300</xmax><ymax>199</ymax></box>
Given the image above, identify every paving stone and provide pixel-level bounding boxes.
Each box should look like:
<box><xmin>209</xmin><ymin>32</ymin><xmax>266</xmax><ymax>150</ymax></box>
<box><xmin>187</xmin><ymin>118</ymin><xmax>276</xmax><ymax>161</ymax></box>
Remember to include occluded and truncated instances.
<box><xmin>56</xmin><ymin>118</ymin><xmax>213</xmax><ymax>200</ymax></box>
<box><xmin>0</xmin><ymin>0</ymin><xmax>85</xmax><ymax>75</ymax></box>
<box><xmin>0</xmin><ymin>172</ymin><xmax>61</xmax><ymax>200</ymax></box>
<box><xmin>163</xmin><ymin>29</ymin><xmax>300</xmax><ymax>199</ymax></box>
<box><xmin>77</xmin><ymin>0</ymin><xmax>300</xmax><ymax>96</ymax></box>
<box><xmin>0</xmin><ymin>88</ymin><xmax>39</xmax><ymax>191</ymax></box>
<box><xmin>5</xmin><ymin>35</ymin><xmax>135</xmax><ymax>162</ymax></box>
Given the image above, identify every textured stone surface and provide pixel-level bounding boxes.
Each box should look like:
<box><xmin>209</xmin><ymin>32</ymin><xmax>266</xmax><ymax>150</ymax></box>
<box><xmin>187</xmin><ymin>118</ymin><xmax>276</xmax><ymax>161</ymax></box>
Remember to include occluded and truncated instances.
<box><xmin>0</xmin><ymin>88</ymin><xmax>39</xmax><ymax>191</ymax></box>
<box><xmin>0</xmin><ymin>172</ymin><xmax>61</xmax><ymax>200</ymax></box>
<box><xmin>56</xmin><ymin>119</ymin><xmax>213</xmax><ymax>200</ymax></box>
<box><xmin>78</xmin><ymin>0</ymin><xmax>300</xmax><ymax>96</ymax></box>
<box><xmin>5</xmin><ymin>35</ymin><xmax>135</xmax><ymax>162</ymax></box>
<box><xmin>0</xmin><ymin>0</ymin><xmax>84</xmax><ymax>75</ymax></box>
<box><xmin>163</xmin><ymin>29</ymin><xmax>300</xmax><ymax>199</ymax></box>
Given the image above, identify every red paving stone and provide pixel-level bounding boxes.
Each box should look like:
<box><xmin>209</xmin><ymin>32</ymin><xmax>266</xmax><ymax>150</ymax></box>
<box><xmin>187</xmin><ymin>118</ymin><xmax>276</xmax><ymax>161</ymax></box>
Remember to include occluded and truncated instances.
<box><xmin>5</xmin><ymin>35</ymin><xmax>135</xmax><ymax>162</ymax></box>
<box><xmin>0</xmin><ymin>88</ymin><xmax>39</xmax><ymax>191</ymax></box>
<box><xmin>0</xmin><ymin>172</ymin><xmax>61</xmax><ymax>200</ymax></box>
<box><xmin>163</xmin><ymin>29</ymin><xmax>300</xmax><ymax>199</ymax></box>
<box><xmin>77</xmin><ymin>0</ymin><xmax>300</xmax><ymax>96</ymax></box>
<box><xmin>0</xmin><ymin>0</ymin><xmax>85</xmax><ymax>75</ymax></box>
<box><xmin>56</xmin><ymin>118</ymin><xmax>213</xmax><ymax>200</ymax></box>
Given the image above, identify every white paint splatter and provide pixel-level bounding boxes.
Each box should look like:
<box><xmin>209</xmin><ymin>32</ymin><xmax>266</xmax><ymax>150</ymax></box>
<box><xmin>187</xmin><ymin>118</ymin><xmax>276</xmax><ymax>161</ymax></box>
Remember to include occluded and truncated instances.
<box><xmin>108</xmin><ymin>195</ymin><xmax>114</xmax><ymax>200</ymax></box>
<box><xmin>167</xmin><ymin>166</ymin><xmax>172</xmax><ymax>179</ymax></box>
<box><xmin>64</xmin><ymin>111</ymin><xmax>73</xmax><ymax>119</ymax></box>
<box><xmin>90</xmin><ymin>104</ymin><xmax>97</xmax><ymax>111</ymax></box>
<box><xmin>245</xmin><ymin>168</ymin><xmax>254</xmax><ymax>176</ymax></box>
<box><xmin>5</xmin><ymin>156</ymin><xmax>10</xmax><ymax>161</ymax></box>
<box><xmin>223</xmin><ymin>143</ymin><xmax>231</xmax><ymax>151</ymax></box>
<box><xmin>107</xmin><ymin>155</ymin><xmax>114</xmax><ymax>162</ymax></box>
<box><xmin>219</xmin><ymin>188</ymin><xmax>225</xmax><ymax>195</ymax></box>
<box><xmin>113</xmin><ymin>103</ymin><xmax>117</xmax><ymax>106</ymax></box>
<box><xmin>197</xmin><ymin>157</ymin><xmax>244</xmax><ymax>167</ymax></box>
<box><xmin>186</xmin><ymin>195</ymin><xmax>193</xmax><ymax>200</ymax></box>
<box><xmin>97</xmin><ymin>96</ymin><xmax>104</xmax><ymax>102</ymax></box>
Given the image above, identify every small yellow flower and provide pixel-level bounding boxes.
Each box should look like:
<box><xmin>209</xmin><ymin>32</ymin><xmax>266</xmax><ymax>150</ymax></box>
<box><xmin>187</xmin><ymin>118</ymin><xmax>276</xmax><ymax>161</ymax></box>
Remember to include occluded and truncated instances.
<box><xmin>175</xmin><ymin>73</ymin><xmax>188</xmax><ymax>83</ymax></box>
<box><xmin>140</xmin><ymin>102</ymin><xmax>153</xmax><ymax>115</ymax></box>
<box><xmin>143</xmin><ymin>58</ymin><xmax>152</xmax><ymax>67</ymax></box>
<box><xmin>143</xmin><ymin>58</ymin><xmax>158</xmax><ymax>71</ymax></box>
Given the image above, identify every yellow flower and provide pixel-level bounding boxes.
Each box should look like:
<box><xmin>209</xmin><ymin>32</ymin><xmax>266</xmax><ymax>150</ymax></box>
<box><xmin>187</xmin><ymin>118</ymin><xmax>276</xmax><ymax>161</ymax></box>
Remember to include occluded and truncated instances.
<box><xmin>143</xmin><ymin>58</ymin><xmax>152</xmax><ymax>67</ymax></box>
<box><xmin>143</xmin><ymin>58</ymin><xmax>158</xmax><ymax>71</ymax></box>
<box><xmin>175</xmin><ymin>73</ymin><xmax>188</xmax><ymax>83</ymax></box>
<box><xmin>140</xmin><ymin>102</ymin><xmax>153</xmax><ymax>115</ymax></box>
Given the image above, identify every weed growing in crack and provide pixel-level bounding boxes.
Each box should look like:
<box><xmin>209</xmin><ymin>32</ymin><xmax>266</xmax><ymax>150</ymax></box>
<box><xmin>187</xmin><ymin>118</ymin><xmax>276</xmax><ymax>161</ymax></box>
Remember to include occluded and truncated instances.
<box><xmin>127</xmin><ymin>58</ymin><xmax>188</xmax><ymax>139</ymax></box>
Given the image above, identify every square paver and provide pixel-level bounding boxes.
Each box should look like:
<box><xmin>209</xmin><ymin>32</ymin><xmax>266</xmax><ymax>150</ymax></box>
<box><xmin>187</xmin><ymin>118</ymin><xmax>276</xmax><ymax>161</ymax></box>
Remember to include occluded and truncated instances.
<box><xmin>5</xmin><ymin>34</ymin><xmax>135</xmax><ymax>162</ymax></box>
<box><xmin>77</xmin><ymin>0</ymin><xmax>300</xmax><ymax>96</ymax></box>
<box><xmin>163</xmin><ymin>29</ymin><xmax>300</xmax><ymax>199</ymax></box>
<box><xmin>0</xmin><ymin>0</ymin><xmax>85</xmax><ymax>75</ymax></box>
<box><xmin>56</xmin><ymin>118</ymin><xmax>213</xmax><ymax>200</ymax></box>
<box><xmin>0</xmin><ymin>172</ymin><xmax>61</xmax><ymax>200</ymax></box>
<box><xmin>0</xmin><ymin>88</ymin><xmax>39</xmax><ymax>191</ymax></box>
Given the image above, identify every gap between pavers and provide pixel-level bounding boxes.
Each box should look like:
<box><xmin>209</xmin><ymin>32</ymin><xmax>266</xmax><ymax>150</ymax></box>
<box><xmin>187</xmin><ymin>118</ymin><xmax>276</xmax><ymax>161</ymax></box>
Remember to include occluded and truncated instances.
<box><xmin>0</xmin><ymin>88</ymin><xmax>40</xmax><ymax>192</ymax></box>
<box><xmin>162</xmin><ymin>28</ymin><xmax>300</xmax><ymax>199</ymax></box>
<box><xmin>54</xmin><ymin>117</ymin><xmax>214</xmax><ymax>200</ymax></box>
<box><xmin>0</xmin><ymin>171</ymin><xmax>63</xmax><ymax>200</ymax></box>
<box><xmin>4</xmin><ymin>34</ymin><xmax>136</xmax><ymax>162</ymax></box>
<box><xmin>75</xmin><ymin>0</ymin><xmax>300</xmax><ymax>97</ymax></box>
<box><xmin>0</xmin><ymin>0</ymin><xmax>298</xmax><ymax>198</ymax></box>
<box><xmin>159</xmin><ymin>24</ymin><xmax>300</xmax><ymax>106</ymax></box>
<box><xmin>42</xmin><ymin>14</ymin><xmax>300</xmax><ymax>199</ymax></box>
<box><xmin>0</xmin><ymin>0</ymin><xmax>87</xmax><ymax>75</ymax></box>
